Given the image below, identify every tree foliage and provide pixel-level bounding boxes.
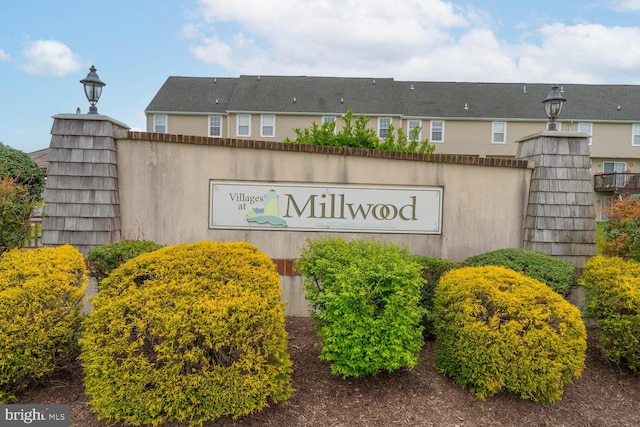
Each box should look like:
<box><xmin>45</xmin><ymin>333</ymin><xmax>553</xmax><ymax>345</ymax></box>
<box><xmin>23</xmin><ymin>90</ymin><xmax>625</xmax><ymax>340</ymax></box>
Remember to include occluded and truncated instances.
<box><xmin>600</xmin><ymin>197</ymin><xmax>640</xmax><ymax>262</ymax></box>
<box><xmin>0</xmin><ymin>143</ymin><xmax>44</xmax><ymax>254</ymax></box>
<box><xmin>0</xmin><ymin>143</ymin><xmax>45</xmax><ymax>202</ymax></box>
<box><xmin>284</xmin><ymin>110</ymin><xmax>436</xmax><ymax>154</ymax></box>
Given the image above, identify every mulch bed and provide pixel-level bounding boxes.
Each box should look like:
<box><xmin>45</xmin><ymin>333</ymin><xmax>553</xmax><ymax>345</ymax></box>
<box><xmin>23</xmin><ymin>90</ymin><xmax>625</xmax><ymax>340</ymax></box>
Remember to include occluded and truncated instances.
<box><xmin>17</xmin><ymin>317</ymin><xmax>640</xmax><ymax>426</ymax></box>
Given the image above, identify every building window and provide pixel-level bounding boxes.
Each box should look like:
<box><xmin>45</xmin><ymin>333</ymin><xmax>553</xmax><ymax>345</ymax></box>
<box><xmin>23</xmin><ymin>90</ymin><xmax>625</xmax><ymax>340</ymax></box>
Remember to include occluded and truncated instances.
<box><xmin>603</xmin><ymin>161</ymin><xmax>627</xmax><ymax>173</ymax></box>
<box><xmin>378</xmin><ymin>117</ymin><xmax>392</xmax><ymax>138</ymax></box>
<box><xmin>546</xmin><ymin>121</ymin><xmax>562</xmax><ymax>131</ymax></box>
<box><xmin>209</xmin><ymin>116</ymin><xmax>222</xmax><ymax>137</ymax></box>
<box><xmin>604</xmin><ymin>161</ymin><xmax>628</xmax><ymax>187</ymax></box>
<box><xmin>408</xmin><ymin>120</ymin><xmax>422</xmax><ymax>141</ymax></box>
<box><xmin>237</xmin><ymin>114</ymin><xmax>251</xmax><ymax>137</ymax></box>
<box><xmin>153</xmin><ymin>115</ymin><xmax>167</xmax><ymax>133</ymax></box>
<box><xmin>261</xmin><ymin>115</ymin><xmax>275</xmax><ymax>137</ymax></box>
<box><xmin>430</xmin><ymin>120</ymin><xmax>444</xmax><ymax>143</ymax></box>
<box><xmin>633</xmin><ymin>124</ymin><xmax>640</xmax><ymax>146</ymax></box>
<box><xmin>492</xmin><ymin>122</ymin><xmax>506</xmax><ymax>144</ymax></box>
<box><xmin>322</xmin><ymin>116</ymin><xmax>337</xmax><ymax>133</ymax></box>
<box><xmin>578</xmin><ymin>122</ymin><xmax>592</xmax><ymax>145</ymax></box>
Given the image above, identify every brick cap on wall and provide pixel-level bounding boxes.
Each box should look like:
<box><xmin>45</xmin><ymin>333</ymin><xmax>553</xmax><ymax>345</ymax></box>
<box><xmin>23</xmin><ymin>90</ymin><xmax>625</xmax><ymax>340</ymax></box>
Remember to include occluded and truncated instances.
<box><xmin>127</xmin><ymin>131</ymin><xmax>533</xmax><ymax>169</ymax></box>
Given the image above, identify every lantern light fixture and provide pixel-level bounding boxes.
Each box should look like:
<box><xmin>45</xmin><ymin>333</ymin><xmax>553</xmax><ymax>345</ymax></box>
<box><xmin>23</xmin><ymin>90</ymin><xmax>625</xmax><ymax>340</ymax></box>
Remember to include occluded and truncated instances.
<box><xmin>542</xmin><ymin>85</ymin><xmax>566</xmax><ymax>131</ymax></box>
<box><xmin>80</xmin><ymin>65</ymin><xmax>106</xmax><ymax>114</ymax></box>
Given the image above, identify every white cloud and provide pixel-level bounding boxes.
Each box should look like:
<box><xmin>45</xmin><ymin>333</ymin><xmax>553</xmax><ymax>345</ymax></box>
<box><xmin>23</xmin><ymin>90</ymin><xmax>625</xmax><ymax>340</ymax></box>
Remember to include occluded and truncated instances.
<box><xmin>517</xmin><ymin>23</ymin><xmax>640</xmax><ymax>83</ymax></box>
<box><xmin>184</xmin><ymin>0</ymin><xmax>640</xmax><ymax>84</ymax></box>
<box><xmin>0</xmin><ymin>49</ymin><xmax>9</xmax><ymax>61</ymax></box>
<box><xmin>613</xmin><ymin>0</ymin><xmax>640</xmax><ymax>12</ymax></box>
<box><xmin>21</xmin><ymin>40</ymin><xmax>81</xmax><ymax>77</ymax></box>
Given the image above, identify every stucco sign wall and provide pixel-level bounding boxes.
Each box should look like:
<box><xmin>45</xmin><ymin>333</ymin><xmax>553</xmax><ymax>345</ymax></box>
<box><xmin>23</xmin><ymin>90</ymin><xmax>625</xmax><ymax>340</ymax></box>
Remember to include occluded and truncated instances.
<box><xmin>209</xmin><ymin>180</ymin><xmax>443</xmax><ymax>234</ymax></box>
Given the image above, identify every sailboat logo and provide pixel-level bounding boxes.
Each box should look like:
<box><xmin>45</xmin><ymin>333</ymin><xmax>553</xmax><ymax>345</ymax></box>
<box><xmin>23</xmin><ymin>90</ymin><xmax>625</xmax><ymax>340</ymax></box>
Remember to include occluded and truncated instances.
<box><xmin>246</xmin><ymin>189</ymin><xmax>288</xmax><ymax>227</ymax></box>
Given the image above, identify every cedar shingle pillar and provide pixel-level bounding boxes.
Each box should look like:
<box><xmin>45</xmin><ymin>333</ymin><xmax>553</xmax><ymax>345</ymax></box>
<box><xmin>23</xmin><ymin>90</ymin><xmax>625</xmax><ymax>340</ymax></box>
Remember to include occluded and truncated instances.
<box><xmin>516</xmin><ymin>131</ymin><xmax>597</xmax><ymax>267</ymax></box>
<box><xmin>42</xmin><ymin>114</ymin><xmax>129</xmax><ymax>256</ymax></box>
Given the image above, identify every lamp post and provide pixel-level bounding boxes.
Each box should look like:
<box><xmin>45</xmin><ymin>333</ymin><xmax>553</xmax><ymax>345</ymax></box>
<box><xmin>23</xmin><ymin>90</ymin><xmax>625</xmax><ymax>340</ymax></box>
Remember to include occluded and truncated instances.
<box><xmin>542</xmin><ymin>85</ymin><xmax>566</xmax><ymax>131</ymax></box>
<box><xmin>80</xmin><ymin>65</ymin><xmax>106</xmax><ymax>114</ymax></box>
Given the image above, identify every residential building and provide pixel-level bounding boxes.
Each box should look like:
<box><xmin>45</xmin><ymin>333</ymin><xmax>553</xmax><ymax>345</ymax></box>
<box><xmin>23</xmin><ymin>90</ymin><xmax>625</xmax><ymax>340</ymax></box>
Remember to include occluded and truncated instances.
<box><xmin>145</xmin><ymin>75</ymin><xmax>640</xmax><ymax>220</ymax></box>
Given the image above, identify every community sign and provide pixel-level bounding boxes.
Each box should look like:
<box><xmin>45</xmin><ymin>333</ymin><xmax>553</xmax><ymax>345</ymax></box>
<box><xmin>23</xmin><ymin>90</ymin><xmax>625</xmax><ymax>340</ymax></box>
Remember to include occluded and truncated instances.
<box><xmin>209</xmin><ymin>181</ymin><xmax>442</xmax><ymax>234</ymax></box>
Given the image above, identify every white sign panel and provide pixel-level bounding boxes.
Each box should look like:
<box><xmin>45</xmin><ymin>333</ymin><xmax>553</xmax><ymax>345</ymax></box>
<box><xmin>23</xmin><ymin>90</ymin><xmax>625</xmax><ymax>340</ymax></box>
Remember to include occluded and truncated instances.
<box><xmin>209</xmin><ymin>181</ymin><xmax>442</xmax><ymax>234</ymax></box>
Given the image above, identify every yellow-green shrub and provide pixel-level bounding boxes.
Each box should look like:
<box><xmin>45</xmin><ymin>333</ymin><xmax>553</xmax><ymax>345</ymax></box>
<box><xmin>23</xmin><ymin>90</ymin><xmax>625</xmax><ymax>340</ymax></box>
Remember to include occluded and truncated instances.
<box><xmin>581</xmin><ymin>255</ymin><xmax>640</xmax><ymax>372</ymax></box>
<box><xmin>0</xmin><ymin>245</ymin><xmax>87</xmax><ymax>403</ymax></box>
<box><xmin>434</xmin><ymin>266</ymin><xmax>586</xmax><ymax>403</ymax></box>
<box><xmin>296</xmin><ymin>237</ymin><xmax>425</xmax><ymax>378</ymax></box>
<box><xmin>80</xmin><ymin>241</ymin><xmax>293</xmax><ymax>426</ymax></box>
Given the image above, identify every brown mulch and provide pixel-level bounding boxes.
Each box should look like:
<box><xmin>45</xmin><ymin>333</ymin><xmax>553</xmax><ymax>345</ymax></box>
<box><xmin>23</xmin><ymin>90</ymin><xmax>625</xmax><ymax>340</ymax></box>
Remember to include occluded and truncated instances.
<box><xmin>17</xmin><ymin>317</ymin><xmax>640</xmax><ymax>427</ymax></box>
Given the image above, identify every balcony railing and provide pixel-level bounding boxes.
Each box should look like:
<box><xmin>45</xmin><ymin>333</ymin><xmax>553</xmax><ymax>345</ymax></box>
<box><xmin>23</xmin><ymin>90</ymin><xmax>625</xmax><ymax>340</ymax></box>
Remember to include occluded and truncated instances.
<box><xmin>25</xmin><ymin>216</ymin><xmax>43</xmax><ymax>248</ymax></box>
<box><xmin>594</xmin><ymin>172</ymin><xmax>640</xmax><ymax>193</ymax></box>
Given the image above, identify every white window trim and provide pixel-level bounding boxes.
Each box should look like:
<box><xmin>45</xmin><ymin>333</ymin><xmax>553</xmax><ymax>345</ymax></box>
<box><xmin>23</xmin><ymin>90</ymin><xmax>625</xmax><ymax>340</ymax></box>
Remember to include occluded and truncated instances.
<box><xmin>578</xmin><ymin>122</ymin><xmax>593</xmax><ymax>145</ymax></box>
<box><xmin>237</xmin><ymin>114</ymin><xmax>251</xmax><ymax>137</ymax></box>
<box><xmin>153</xmin><ymin>114</ymin><xmax>167</xmax><ymax>133</ymax></box>
<box><xmin>492</xmin><ymin>121</ymin><xmax>507</xmax><ymax>144</ymax></box>
<box><xmin>603</xmin><ymin>161</ymin><xmax>627</xmax><ymax>173</ymax></box>
<box><xmin>546</xmin><ymin>121</ymin><xmax>562</xmax><ymax>131</ymax></box>
<box><xmin>430</xmin><ymin>120</ymin><xmax>445</xmax><ymax>143</ymax></box>
<box><xmin>322</xmin><ymin>116</ymin><xmax>337</xmax><ymax>134</ymax></box>
<box><xmin>378</xmin><ymin>117</ymin><xmax>392</xmax><ymax>139</ymax></box>
<box><xmin>208</xmin><ymin>115</ymin><xmax>222</xmax><ymax>137</ymax></box>
<box><xmin>632</xmin><ymin>123</ymin><xmax>640</xmax><ymax>146</ymax></box>
<box><xmin>408</xmin><ymin>119</ymin><xmax>422</xmax><ymax>141</ymax></box>
<box><xmin>261</xmin><ymin>115</ymin><xmax>275</xmax><ymax>138</ymax></box>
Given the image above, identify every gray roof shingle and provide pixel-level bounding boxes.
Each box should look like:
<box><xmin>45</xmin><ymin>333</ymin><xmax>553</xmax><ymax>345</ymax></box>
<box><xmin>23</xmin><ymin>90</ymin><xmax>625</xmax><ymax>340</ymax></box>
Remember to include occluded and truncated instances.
<box><xmin>145</xmin><ymin>76</ymin><xmax>640</xmax><ymax>122</ymax></box>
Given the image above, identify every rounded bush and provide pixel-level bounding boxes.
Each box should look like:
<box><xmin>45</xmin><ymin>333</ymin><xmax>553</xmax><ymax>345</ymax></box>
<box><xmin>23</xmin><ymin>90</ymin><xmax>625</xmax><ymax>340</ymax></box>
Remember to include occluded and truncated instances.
<box><xmin>0</xmin><ymin>245</ymin><xmax>87</xmax><ymax>403</ymax></box>
<box><xmin>80</xmin><ymin>241</ymin><xmax>292</xmax><ymax>426</ymax></box>
<box><xmin>463</xmin><ymin>248</ymin><xmax>576</xmax><ymax>296</ymax></box>
<box><xmin>296</xmin><ymin>237</ymin><xmax>425</xmax><ymax>378</ymax></box>
<box><xmin>87</xmin><ymin>239</ymin><xmax>165</xmax><ymax>284</ymax></box>
<box><xmin>412</xmin><ymin>256</ymin><xmax>461</xmax><ymax>338</ymax></box>
<box><xmin>434</xmin><ymin>266</ymin><xmax>586</xmax><ymax>403</ymax></box>
<box><xmin>581</xmin><ymin>255</ymin><xmax>640</xmax><ymax>372</ymax></box>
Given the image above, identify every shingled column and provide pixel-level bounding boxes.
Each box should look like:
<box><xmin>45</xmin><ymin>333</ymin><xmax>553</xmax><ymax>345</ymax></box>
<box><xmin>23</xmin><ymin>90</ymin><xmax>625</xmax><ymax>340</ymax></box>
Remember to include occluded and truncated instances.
<box><xmin>516</xmin><ymin>131</ymin><xmax>597</xmax><ymax>268</ymax></box>
<box><xmin>42</xmin><ymin>114</ymin><xmax>128</xmax><ymax>257</ymax></box>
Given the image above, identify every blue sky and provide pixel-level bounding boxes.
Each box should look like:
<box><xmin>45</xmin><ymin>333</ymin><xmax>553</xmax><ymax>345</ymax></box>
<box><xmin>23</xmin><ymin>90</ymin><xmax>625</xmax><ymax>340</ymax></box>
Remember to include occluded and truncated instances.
<box><xmin>2</xmin><ymin>0</ymin><xmax>640</xmax><ymax>153</ymax></box>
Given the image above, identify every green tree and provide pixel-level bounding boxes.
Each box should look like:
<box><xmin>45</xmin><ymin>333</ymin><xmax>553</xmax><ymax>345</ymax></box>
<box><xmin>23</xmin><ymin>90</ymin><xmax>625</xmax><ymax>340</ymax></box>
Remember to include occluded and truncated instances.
<box><xmin>0</xmin><ymin>143</ymin><xmax>44</xmax><ymax>254</ymax></box>
<box><xmin>0</xmin><ymin>143</ymin><xmax>45</xmax><ymax>202</ymax></box>
<box><xmin>285</xmin><ymin>110</ymin><xmax>435</xmax><ymax>154</ymax></box>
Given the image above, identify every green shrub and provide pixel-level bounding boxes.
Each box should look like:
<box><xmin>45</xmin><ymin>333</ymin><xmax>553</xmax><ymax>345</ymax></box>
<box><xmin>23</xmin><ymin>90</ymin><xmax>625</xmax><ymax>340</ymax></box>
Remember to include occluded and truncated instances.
<box><xmin>296</xmin><ymin>237</ymin><xmax>425</xmax><ymax>378</ymax></box>
<box><xmin>284</xmin><ymin>109</ymin><xmax>436</xmax><ymax>154</ymax></box>
<box><xmin>463</xmin><ymin>248</ymin><xmax>576</xmax><ymax>296</ymax></box>
<box><xmin>87</xmin><ymin>239</ymin><xmax>165</xmax><ymax>284</ymax></box>
<box><xmin>581</xmin><ymin>255</ymin><xmax>640</xmax><ymax>372</ymax></box>
<box><xmin>0</xmin><ymin>245</ymin><xmax>87</xmax><ymax>403</ymax></box>
<box><xmin>412</xmin><ymin>256</ymin><xmax>461</xmax><ymax>338</ymax></box>
<box><xmin>80</xmin><ymin>241</ymin><xmax>292</xmax><ymax>426</ymax></box>
<box><xmin>434</xmin><ymin>266</ymin><xmax>586</xmax><ymax>403</ymax></box>
<box><xmin>0</xmin><ymin>178</ymin><xmax>35</xmax><ymax>254</ymax></box>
